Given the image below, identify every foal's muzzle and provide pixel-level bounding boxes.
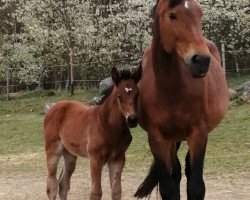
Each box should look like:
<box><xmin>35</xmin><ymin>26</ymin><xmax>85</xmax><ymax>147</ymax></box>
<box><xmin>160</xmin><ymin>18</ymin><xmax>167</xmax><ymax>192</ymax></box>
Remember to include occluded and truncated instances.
<box><xmin>127</xmin><ymin>114</ymin><xmax>138</xmax><ymax>128</ymax></box>
<box><xmin>187</xmin><ymin>54</ymin><xmax>211</xmax><ymax>78</ymax></box>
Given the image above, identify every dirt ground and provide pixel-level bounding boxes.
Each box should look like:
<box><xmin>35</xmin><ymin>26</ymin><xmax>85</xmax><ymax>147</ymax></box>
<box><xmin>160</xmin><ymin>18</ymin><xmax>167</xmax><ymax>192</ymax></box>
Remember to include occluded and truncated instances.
<box><xmin>0</xmin><ymin>153</ymin><xmax>250</xmax><ymax>200</ymax></box>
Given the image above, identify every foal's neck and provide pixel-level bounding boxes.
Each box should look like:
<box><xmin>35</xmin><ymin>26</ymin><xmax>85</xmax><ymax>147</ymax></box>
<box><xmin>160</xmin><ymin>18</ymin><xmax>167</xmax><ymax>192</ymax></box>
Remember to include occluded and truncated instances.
<box><xmin>99</xmin><ymin>88</ymin><xmax>125</xmax><ymax>127</ymax></box>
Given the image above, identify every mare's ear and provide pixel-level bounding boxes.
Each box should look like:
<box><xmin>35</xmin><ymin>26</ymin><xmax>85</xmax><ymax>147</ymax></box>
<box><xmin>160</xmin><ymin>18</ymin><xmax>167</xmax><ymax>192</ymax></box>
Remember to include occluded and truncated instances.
<box><xmin>132</xmin><ymin>64</ymin><xmax>142</xmax><ymax>83</ymax></box>
<box><xmin>111</xmin><ymin>67</ymin><xmax>120</xmax><ymax>85</ymax></box>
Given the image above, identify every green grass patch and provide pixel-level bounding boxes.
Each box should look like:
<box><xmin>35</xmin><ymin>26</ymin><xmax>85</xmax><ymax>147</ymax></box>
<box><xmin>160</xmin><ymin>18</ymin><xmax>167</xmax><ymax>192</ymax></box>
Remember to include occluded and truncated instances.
<box><xmin>227</xmin><ymin>72</ymin><xmax>250</xmax><ymax>88</ymax></box>
<box><xmin>0</xmin><ymin>88</ymin><xmax>249</xmax><ymax>176</ymax></box>
<box><xmin>0</xmin><ymin>89</ymin><xmax>98</xmax><ymax>115</ymax></box>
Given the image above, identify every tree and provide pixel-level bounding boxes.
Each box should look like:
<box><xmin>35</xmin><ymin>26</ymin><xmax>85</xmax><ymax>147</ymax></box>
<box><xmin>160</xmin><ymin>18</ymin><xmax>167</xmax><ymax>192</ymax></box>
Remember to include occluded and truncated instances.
<box><xmin>0</xmin><ymin>0</ymin><xmax>248</xmax><ymax>91</ymax></box>
<box><xmin>201</xmin><ymin>0</ymin><xmax>249</xmax><ymax>70</ymax></box>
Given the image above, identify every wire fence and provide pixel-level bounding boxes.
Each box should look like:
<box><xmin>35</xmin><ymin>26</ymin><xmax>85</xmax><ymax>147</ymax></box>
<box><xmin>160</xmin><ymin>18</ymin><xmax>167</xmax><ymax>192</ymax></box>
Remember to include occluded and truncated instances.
<box><xmin>0</xmin><ymin>80</ymin><xmax>101</xmax><ymax>94</ymax></box>
<box><xmin>0</xmin><ymin>49</ymin><xmax>249</xmax><ymax>95</ymax></box>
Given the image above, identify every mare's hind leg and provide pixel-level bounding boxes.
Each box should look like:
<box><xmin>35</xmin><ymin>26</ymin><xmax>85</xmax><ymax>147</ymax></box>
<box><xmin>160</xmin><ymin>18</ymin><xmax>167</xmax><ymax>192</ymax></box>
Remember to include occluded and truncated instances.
<box><xmin>58</xmin><ymin>149</ymin><xmax>77</xmax><ymax>200</ymax></box>
<box><xmin>107</xmin><ymin>154</ymin><xmax>125</xmax><ymax>200</ymax></box>
<box><xmin>46</xmin><ymin>141</ymin><xmax>63</xmax><ymax>200</ymax></box>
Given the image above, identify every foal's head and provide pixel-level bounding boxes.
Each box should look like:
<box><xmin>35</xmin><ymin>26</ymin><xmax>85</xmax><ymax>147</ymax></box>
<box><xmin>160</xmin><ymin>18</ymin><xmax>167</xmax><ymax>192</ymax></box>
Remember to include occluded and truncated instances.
<box><xmin>154</xmin><ymin>0</ymin><xmax>211</xmax><ymax>78</ymax></box>
<box><xmin>111</xmin><ymin>66</ymin><xmax>142</xmax><ymax>128</ymax></box>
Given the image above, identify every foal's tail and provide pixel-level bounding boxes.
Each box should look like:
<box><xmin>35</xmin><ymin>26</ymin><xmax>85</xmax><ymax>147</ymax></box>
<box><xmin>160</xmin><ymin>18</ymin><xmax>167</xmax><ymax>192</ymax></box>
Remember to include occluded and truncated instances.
<box><xmin>44</xmin><ymin>102</ymin><xmax>55</xmax><ymax>114</ymax></box>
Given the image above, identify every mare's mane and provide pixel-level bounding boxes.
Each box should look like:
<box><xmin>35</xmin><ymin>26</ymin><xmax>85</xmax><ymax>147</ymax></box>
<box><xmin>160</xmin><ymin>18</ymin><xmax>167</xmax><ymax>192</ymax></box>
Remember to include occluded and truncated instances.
<box><xmin>152</xmin><ymin>0</ymin><xmax>183</xmax><ymax>17</ymax></box>
<box><xmin>169</xmin><ymin>0</ymin><xmax>183</xmax><ymax>8</ymax></box>
<box><xmin>97</xmin><ymin>69</ymin><xmax>133</xmax><ymax>105</ymax></box>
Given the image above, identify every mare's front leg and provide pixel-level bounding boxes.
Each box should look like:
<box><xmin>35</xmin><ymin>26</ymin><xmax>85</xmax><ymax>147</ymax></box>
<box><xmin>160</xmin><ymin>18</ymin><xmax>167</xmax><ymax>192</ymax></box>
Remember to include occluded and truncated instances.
<box><xmin>148</xmin><ymin>131</ymin><xmax>175</xmax><ymax>200</ymax></box>
<box><xmin>171</xmin><ymin>142</ymin><xmax>182</xmax><ymax>200</ymax></box>
<box><xmin>186</xmin><ymin>126</ymin><xmax>208</xmax><ymax>200</ymax></box>
<box><xmin>89</xmin><ymin>155</ymin><xmax>105</xmax><ymax>200</ymax></box>
<box><xmin>108</xmin><ymin>154</ymin><xmax>126</xmax><ymax>200</ymax></box>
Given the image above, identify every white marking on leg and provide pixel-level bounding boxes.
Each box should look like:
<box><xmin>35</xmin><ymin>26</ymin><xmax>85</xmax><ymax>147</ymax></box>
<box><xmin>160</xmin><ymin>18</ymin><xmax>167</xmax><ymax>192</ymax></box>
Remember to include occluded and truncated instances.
<box><xmin>184</xmin><ymin>1</ymin><xmax>189</xmax><ymax>9</ymax></box>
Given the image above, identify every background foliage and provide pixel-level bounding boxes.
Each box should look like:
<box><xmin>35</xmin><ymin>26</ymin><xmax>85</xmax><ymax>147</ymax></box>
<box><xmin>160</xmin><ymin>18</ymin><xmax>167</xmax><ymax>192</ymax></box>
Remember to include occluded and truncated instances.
<box><xmin>0</xmin><ymin>0</ymin><xmax>249</xmax><ymax>90</ymax></box>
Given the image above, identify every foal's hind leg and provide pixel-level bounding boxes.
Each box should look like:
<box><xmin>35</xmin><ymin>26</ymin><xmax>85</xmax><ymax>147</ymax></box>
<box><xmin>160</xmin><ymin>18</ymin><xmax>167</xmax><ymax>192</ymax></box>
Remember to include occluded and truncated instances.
<box><xmin>46</xmin><ymin>141</ymin><xmax>63</xmax><ymax>200</ymax></box>
<box><xmin>58</xmin><ymin>149</ymin><xmax>77</xmax><ymax>200</ymax></box>
<box><xmin>108</xmin><ymin>154</ymin><xmax>125</xmax><ymax>200</ymax></box>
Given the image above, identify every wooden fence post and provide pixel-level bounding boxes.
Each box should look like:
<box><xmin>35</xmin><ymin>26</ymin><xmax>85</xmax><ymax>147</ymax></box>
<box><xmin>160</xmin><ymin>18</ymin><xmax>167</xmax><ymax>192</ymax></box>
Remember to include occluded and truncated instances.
<box><xmin>69</xmin><ymin>47</ymin><xmax>74</xmax><ymax>96</ymax></box>
<box><xmin>6</xmin><ymin>68</ymin><xmax>10</xmax><ymax>101</ymax></box>
<box><xmin>221</xmin><ymin>42</ymin><xmax>226</xmax><ymax>71</ymax></box>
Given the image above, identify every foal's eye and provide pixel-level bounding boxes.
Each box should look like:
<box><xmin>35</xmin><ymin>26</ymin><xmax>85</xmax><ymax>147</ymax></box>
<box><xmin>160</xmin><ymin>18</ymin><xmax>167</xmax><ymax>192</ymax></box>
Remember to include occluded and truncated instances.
<box><xmin>168</xmin><ymin>12</ymin><xmax>177</xmax><ymax>20</ymax></box>
<box><xmin>117</xmin><ymin>93</ymin><xmax>122</xmax><ymax>101</ymax></box>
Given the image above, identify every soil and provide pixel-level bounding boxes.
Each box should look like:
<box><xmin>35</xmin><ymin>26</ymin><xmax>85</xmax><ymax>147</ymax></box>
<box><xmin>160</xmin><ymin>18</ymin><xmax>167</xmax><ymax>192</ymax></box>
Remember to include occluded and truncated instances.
<box><xmin>0</xmin><ymin>153</ymin><xmax>249</xmax><ymax>200</ymax></box>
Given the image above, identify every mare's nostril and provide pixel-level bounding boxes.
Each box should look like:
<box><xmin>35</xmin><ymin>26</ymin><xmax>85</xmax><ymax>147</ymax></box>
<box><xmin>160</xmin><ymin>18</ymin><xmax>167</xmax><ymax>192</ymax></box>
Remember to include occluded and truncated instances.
<box><xmin>191</xmin><ymin>54</ymin><xmax>211</xmax><ymax>67</ymax></box>
<box><xmin>192</xmin><ymin>54</ymin><xmax>200</xmax><ymax>64</ymax></box>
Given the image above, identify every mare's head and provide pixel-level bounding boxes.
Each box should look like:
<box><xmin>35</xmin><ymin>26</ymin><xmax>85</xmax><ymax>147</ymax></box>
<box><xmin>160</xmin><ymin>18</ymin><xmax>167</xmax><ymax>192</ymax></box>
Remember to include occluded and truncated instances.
<box><xmin>154</xmin><ymin>0</ymin><xmax>211</xmax><ymax>78</ymax></box>
<box><xmin>111</xmin><ymin>66</ymin><xmax>142</xmax><ymax>128</ymax></box>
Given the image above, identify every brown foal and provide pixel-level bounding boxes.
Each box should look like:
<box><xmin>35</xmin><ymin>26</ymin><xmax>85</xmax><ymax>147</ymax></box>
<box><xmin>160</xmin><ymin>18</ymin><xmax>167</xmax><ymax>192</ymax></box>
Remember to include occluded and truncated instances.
<box><xmin>44</xmin><ymin>66</ymin><xmax>141</xmax><ymax>200</ymax></box>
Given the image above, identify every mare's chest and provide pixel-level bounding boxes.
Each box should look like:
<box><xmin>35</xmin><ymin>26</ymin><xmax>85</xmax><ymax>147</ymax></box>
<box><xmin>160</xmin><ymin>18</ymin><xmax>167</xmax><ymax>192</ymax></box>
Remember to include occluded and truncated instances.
<box><xmin>139</xmin><ymin>80</ymin><xmax>207</xmax><ymax>139</ymax></box>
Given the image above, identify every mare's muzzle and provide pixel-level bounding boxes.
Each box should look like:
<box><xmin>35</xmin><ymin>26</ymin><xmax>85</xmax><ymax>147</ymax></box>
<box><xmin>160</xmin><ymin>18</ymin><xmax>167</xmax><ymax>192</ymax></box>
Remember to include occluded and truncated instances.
<box><xmin>187</xmin><ymin>54</ymin><xmax>211</xmax><ymax>78</ymax></box>
<box><xmin>127</xmin><ymin>114</ymin><xmax>138</xmax><ymax>128</ymax></box>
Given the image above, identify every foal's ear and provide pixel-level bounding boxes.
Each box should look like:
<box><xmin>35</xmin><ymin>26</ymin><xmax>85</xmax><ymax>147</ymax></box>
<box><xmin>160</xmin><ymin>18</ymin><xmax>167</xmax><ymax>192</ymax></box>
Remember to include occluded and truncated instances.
<box><xmin>132</xmin><ymin>64</ymin><xmax>142</xmax><ymax>83</ymax></box>
<box><xmin>111</xmin><ymin>67</ymin><xmax>121</xmax><ymax>85</ymax></box>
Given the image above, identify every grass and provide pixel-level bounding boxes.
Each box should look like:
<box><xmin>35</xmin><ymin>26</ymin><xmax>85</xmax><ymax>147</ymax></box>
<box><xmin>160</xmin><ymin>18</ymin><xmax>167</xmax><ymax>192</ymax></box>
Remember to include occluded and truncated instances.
<box><xmin>0</xmin><ymin>81</ymin><xmax>249</xmax><ymax>177</ymax></box>
<box><xmin>227</xmin><ymin>72</ymin><xmax>250</xmax><ymax>88</ymax></box>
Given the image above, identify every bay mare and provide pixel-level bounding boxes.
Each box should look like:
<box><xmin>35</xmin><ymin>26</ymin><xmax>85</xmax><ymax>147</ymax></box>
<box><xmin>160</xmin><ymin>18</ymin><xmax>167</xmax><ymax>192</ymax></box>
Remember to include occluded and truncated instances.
<box><xmin>44</xmin><ymin>66</ymin><xmax>142</xmax><ymax>200</ymax></box>
<box><xmin>135</xmin><ymin>0</ymin><xmax>229</xmax><ymax>199</ymax></box>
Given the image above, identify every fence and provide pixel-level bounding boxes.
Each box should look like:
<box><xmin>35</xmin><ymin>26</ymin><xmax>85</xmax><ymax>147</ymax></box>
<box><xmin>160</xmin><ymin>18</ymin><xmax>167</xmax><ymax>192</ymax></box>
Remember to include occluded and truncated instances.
<box><xmin>0</xmin><ymin>79</ymin><xmax>101</xmax><ymax>95</ymax></box>
<box><xmin>221</xmin><ymin>47</ymin><xmax>250</xmax><ymax>74</ymax></box>
<box><xmin>0</xmin><ymin>49</ymin><xmax>249</xmax><ymax>95</ymax></box>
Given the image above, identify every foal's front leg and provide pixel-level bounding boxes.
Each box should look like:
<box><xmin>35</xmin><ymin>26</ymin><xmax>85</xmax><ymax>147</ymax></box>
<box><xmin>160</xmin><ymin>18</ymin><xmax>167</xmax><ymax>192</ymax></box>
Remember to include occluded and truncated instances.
<box><xmin>108</xmin><ymin>154</ymin><xmax>125</xmax><ymax>200</ymax></box>
<box><xmin>89</xmin><ymin>155</ymin><xmax>105</xmax><ymax>200</ymax></box>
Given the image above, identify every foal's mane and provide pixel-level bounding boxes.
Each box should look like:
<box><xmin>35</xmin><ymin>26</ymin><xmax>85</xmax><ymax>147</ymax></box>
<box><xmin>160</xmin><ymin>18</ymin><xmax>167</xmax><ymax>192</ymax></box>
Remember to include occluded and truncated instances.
<box><xmin>97</xmin><ymin>69</ymin><xmax>132</xmax><ymax>105</ymax></box>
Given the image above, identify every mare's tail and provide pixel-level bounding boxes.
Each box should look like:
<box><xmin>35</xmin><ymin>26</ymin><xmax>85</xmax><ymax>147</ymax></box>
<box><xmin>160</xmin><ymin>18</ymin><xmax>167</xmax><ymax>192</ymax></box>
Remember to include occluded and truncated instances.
<box><xmin>134</xmin><ymin>142</ymin><xmax>182</xmax><ymax>198</ymax></box>
<box><xmin>134</xmin><ymin>160</ymin><xmax>159</xmax><ymax>198</ymax></box>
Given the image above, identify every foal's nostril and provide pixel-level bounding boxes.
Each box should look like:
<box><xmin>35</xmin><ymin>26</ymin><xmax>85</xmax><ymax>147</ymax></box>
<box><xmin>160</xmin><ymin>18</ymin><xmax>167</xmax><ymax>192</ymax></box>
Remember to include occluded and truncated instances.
<box><xmin>127</xmin><ymin>114</ymin><xmax>138</xmax><ymax>128</ymax></box>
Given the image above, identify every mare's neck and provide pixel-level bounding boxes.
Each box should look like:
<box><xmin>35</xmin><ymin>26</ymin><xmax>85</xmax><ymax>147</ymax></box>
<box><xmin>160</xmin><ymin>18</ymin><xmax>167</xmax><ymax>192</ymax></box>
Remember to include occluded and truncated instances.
<box><xmin>152</xmin><ymin>40</ymin><xmax>183</xmax><ymax>84</ymax></box>
<box><xmin>99</xmin><ymin>88</ymin><xmax>126</xmax><ymax>127</ymax></box>
<box><xmin>151</xmin><ymin>15</ymin><xmax>183</xmax><ymax>81</ymax></box>
<box><xmin>151</xmin><ymin>38</ymin><xmax>207</xmax><ymax>101</ymax></box>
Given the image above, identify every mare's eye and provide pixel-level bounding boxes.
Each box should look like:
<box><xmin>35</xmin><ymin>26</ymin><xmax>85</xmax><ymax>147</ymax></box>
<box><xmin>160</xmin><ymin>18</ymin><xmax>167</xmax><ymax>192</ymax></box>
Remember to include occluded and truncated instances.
<box><xmin>168</xmin><ymin>12</ymin><xmax>177</xmax><ymax>20</ymax></box>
